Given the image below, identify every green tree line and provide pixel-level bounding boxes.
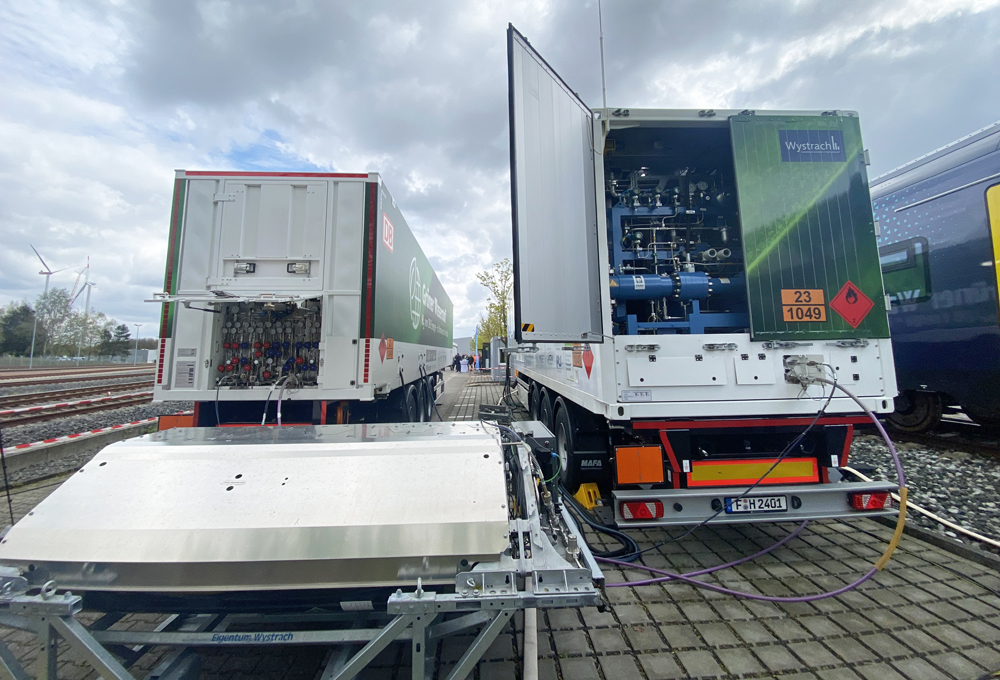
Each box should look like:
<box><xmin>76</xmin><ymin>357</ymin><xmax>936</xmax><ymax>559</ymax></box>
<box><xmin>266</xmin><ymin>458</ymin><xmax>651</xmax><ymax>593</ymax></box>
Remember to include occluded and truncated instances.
<box><xmin>0</xmin><ymin>288</ymin><xmax>155</xmax><ymax>358</ymax></box>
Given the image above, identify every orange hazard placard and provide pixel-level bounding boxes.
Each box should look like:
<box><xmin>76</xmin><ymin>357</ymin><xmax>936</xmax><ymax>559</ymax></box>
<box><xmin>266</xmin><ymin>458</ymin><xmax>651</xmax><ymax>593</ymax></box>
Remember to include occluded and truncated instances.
<box><xmin>780</xmin><ymin>289</ymin><xmax>825</xmax><ymax>305</ymax></box>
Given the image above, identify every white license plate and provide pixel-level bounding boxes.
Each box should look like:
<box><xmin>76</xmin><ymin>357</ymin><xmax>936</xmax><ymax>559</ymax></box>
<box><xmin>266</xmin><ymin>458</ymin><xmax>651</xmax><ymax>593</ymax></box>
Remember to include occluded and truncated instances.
<box><xmin>725</xmin><ymin>496</ymin><xmax>788</xmax><ymax>514</ymax></box>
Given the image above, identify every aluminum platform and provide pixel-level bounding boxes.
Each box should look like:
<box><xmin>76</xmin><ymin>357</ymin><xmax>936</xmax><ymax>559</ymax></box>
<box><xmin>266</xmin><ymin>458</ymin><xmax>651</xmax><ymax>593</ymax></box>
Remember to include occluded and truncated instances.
<box><xmin>0</xmin><ymin>423</ymin><xmax>510</xmax><ymax>592</ymax></box>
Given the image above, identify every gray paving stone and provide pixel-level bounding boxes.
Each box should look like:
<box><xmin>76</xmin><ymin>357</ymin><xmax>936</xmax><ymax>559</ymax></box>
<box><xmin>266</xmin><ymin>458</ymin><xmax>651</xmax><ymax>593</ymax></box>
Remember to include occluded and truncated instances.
<box><xmin>815</xmin><ymin>669</ymin><xmax>862</xmax><ymax>680</ymax></box>
<box><xmin>961</xmin><ymin>618</ymin><xmax>1000</xmax><ymax>643</ymax></box>
<box><xmin>478</xmin><ymin>660</ymin><xmax>516</xmax><ymax>680</ymax></box>
<box><xmin>589</xmin><ymin>627</ymin><xmax>628</xmax><ymax>654</ymax></box>
<box><xmin>614</xmin><ymin>604</ymin><xmax>652</xmax><ymax>625</ymax></box>
<box><xmin>891</xmin><ymin>627</ymin><xmax>948</xmax><ymax>653</ymax></box>
<box><xmin>965</xmin><ymin>645</ymin><xmax>1000</xmax><ymax>670</ymax></box>
<box><xmin>926</xmin><ymin>651</ymin><xmax>987</xmax><ymax>680</ymax></box>
<box><xmin>538</xmin><ymin>657</ymin><xmax>558</xmax><ymax>680</ymax></box>
<box><xmin>715</xmin><ymin>647</ymin><xmax>765</xmax><ymax>675</ymax></box>
<box><xmin>852</xmin><ymin>662</ymin><xmax>908</xmax><ymax>680</ymax></box>
<box><xmin>731</xmin><ymin>620</ymin><xmax>777</xmax><ymax>644</ymax></box>
<box><xmin>892</xmin><ymin>604</ymin><xmax>942</xmax><ymax>626</ymax></box>
<box><xmin>638</xmin><ymin>652</ymin><xmax>686</xmax><ymax>680</ymax></box>
<box><xmin>623</xmin><ymin>624</ymin><xmax>665</xmax><ymax>652</ymax></box>
<box><xmin>659</xmin><ymin>624</ymin><xmax>705</xmax><ymax>650</ymax></box>
<box><xmin>708</xmin><ymin>600</ymin><xmax>753</xmax><ymax>621</ymax></box>
<box><xmin>789</xmin><ymin>640</ymin><xmax>841</xmax><ymax>668</ymax></box>
<box><xmin>558</xmin><ymin>656</ymin><xmax>600</xmax><ymax>680</ymax></box>
<box><xmin>755</xmin><ymin>644</ymin><xmax>805</xmax><ymax>673</ymax></box>
<box><xmin>827</xmin><ymin>611</ymin><xmax>880</xmax><ymax>634</ymax></box>
<box><xmin>579</xmin><ymin>606</ymin><xmax>617</xmax><ymax>629</ymax></box>
<box><xmin>797</xmin><ymin>615</ymin><xmax>848</xmax><ymax>638</ymax></box>
<box><xmin>693</xmin><ymin>622</ymin><xmax>739</xmax><ymax>648</ymax></box>
<box><xmin>551</xmin><ymin>629</ymin><xmax>591</xmax><ymax>656</ymax></box>
<box><xmin>857</xmin><ymin>631</ymin><xmax>910</xmax><ymax>659</ymax></box>
<box><xmin>678</xmin><ymin>601</ymin><xmax>718</xmax><ymax>623</ymax></box>
<box><xmin>824</xmin><ymin>636</ymin><xmax>880</xmax><ymax>663</ymax></box>
<box><xmin>891</xmin><ymin>656</ymin><xmax>953</xmax><ymax>680</ymax></box>
<box><xmin>765</xmin><ymin>617</ymin><xmax>813</xmax><ymax>641</ymax></box>
<box><xmin>676</xmin><ymin>649</ymin><xmax>725</xmax><ymax>678</ymax></box>
<box><xmin>598</xmin><ymin>655</ymin><xmax>644</xmax><ymax>680</ymax></box>
<box><xmin>547</xmin><ymin>608</ymin><xmax>582</xmax><ymax>630</ymax></box>
<box><xmin>645</xmin><ymin>603</ymin><xmax>685</xmax><ymax>625</ymax></box>
<box><xmin>953</xmin><ymin>597</ymin><xmax>1000</xmax><ymax>617</ymax></box>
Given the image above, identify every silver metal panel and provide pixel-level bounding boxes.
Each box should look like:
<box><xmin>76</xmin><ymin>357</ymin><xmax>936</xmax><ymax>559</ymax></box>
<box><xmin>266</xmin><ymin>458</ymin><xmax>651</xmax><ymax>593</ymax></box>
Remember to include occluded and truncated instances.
<box><xmin>0</xmin><ymin>424</ymin><xmax>509</xmax><ymax>592</ymax></box>
<box><xmin>507</xmin><ymin>25</ymin><xmax>603</xmax><ymax>343</ymax></box>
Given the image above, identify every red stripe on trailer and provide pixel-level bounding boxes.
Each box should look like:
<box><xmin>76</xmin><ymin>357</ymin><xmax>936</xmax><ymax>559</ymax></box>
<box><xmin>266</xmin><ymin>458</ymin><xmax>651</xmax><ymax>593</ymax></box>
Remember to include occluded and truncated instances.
<box><xmin>156</xmin><ymin>338</ymin><xmax>167</xmax><ymax>384</ymax></box>
<box><xmin>841</xmin><ymin>424</ymin><xmax>854</xmax><ymax>466</ymax></box>
<box><xmin>183</xmin><ymin>171</ymin><xmax>368</xmax><ymax>178</ymax></box>
<box><xmin>363</xmin><ymin>339</ymin><xmax>371</xmax><ymax>383</ymax></box>
<box><xmin>633</xmin><ymin>416</ymin><xmax>869</xmax><ymax>430</ymax></box>
<box><xmin>656</xmin><ymin>431</ymin><xmax>682</xmax><ymax>489</ymax></box>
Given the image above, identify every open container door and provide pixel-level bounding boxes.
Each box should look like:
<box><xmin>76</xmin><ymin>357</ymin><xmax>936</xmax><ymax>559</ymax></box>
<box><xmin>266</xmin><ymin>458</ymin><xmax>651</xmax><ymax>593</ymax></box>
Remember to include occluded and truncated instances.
<box><xmin>731</xmin><ymin>114</ymin><xmax>890</xmax><ymax>341</ymax></box>
<box><xmin>508</xmin><ymin>24</ymin><xmax>603</xmax><ymax>343</ymax></box>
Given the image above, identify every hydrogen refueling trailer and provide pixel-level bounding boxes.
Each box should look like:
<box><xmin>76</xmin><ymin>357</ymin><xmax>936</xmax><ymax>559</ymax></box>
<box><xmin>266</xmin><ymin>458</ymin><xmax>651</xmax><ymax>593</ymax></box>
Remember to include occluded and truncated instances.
<box><xmin>505</xmin><ymin>26</ymin><xmax>899</xmax><ymax>527</ymax></box>
<box><xmin>151</xmin><ymin>170</ymin><xmax>453</xmax><ymax>425</ymax></box>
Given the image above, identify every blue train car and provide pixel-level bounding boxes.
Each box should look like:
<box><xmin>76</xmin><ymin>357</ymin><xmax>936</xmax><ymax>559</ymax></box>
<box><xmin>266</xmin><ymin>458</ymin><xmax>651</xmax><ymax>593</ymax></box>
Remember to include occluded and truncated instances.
<box><xmin>871</xmin><ymin>121</ymin><xmax>1000</xmax><ymax>430</ymax></box>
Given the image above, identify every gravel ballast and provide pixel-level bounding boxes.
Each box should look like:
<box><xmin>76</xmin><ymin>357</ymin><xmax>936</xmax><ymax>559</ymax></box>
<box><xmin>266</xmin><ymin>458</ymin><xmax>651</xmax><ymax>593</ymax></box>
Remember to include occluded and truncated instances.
<box><xmin>0</xmin><ymin>401</ymin><xmax>193</xmax><ymax>448</ymax></box>
<box><xmin>849</xmin><ymin>432</ymin><xmax>1000</xmax><ymax>549</ymax></box>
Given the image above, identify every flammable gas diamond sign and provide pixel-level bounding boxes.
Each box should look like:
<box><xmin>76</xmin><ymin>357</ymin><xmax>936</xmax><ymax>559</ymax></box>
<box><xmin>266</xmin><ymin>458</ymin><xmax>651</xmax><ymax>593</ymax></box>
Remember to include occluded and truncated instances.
<box><xmin>830</xmin><ymin>281</ymin><xmax>874</xmax><ymax>328</ymax></box>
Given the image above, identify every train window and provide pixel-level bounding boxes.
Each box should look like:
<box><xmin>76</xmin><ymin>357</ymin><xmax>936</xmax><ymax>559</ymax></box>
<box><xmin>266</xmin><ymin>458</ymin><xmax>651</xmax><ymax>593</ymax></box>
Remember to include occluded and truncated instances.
<box><xmin>879</xmin><ymin>236</ymin><xmax>932</xmax><ymax>305</ymax></box>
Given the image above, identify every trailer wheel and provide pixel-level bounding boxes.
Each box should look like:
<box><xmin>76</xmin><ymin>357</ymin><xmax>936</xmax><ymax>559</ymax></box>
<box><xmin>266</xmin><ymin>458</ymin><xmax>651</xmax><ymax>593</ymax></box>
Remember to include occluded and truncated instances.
<box><xmin>528</xmin><ymin>383</ymin><xmax>541</xmax><ymax>420</ymax></box>
<box><xmin>887</xmin><ymin>390</ymin><xmax>941</xmax><ymax>432</ymax></box>
<box><xmin>422</xmin><ymin>375</ymin><xmax>436</xmax><ymax>421</ymax></box>
<box><xmin>538</xmin><ymin>388</ymin><xmax>554</xmax><ymax>430</ymax></box>
<box><xmin>553</xmin><ymin>400</ymin><xmax>580</xmax><ymax>492</ymax></box>
<box><xmin>415</xmin><ymin>382</ymin><xmax>427</xmax><ymax>422</ymax></box>
<box><xmin>402</xmin><ymin>384</ymin><xmax>419</xmax><ymax>423</ymax></box>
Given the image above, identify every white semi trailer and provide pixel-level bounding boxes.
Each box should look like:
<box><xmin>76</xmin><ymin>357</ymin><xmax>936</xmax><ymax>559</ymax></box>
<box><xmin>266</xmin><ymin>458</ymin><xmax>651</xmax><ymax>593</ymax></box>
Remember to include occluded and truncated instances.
<box><xmin>151</xmin><ymin>171</ymin><xmax>452</xmax><ymax>425</ymax></box>
<box><xmin>505</xmin><ymin>25</ymin><xmax>899</xmax><ymax>527</ymax></box>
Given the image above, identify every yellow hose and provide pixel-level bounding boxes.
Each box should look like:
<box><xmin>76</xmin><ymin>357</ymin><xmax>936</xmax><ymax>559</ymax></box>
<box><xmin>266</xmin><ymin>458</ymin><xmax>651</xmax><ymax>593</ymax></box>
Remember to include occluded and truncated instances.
<box><xmin>874</xmin><ymin>487</ymin><xmax>907</xmax><ymax>570</ymax></box>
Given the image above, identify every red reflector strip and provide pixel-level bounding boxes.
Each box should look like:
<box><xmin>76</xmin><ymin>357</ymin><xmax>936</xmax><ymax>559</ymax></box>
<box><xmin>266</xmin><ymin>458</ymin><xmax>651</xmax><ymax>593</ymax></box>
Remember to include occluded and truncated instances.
<box><xmin>363</xmin><ymin>339</ymin><xmax>371</xmax><ymax>383</ymax></box>
<box><xmin>156</xmin><ymin>338</ymin><xmax>167</xmax><ymax>384</ymax></box>
<box><xmin>849</xmin><ymin>492</ymin><xmax>891</xmax><ymax>510</ymax></box>
<box><xmin>620</xmin><ymin>501</ymin><xmax>664</xmax><ymax>520</ymax></box>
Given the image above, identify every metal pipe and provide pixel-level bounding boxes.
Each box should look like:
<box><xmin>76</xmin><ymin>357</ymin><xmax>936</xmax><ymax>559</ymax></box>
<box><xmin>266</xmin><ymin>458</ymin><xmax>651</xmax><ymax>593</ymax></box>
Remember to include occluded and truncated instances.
<box><xmin>523</xmin><ymin>575</ymin><xmax>538</xmax><ymax>680</ymax></box>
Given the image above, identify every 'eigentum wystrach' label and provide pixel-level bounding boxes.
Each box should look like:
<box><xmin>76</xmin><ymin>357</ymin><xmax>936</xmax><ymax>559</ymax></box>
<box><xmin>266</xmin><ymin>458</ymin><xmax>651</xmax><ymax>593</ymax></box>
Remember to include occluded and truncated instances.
<box><xmin>778</xmin><ymin>129</ymin><xmax>847</xmax><ymax>162</ymax></box>
<box><xmin>372</xmin><ymin>193</ymin><xmax>454</xmax><ymax>349</ymax></box>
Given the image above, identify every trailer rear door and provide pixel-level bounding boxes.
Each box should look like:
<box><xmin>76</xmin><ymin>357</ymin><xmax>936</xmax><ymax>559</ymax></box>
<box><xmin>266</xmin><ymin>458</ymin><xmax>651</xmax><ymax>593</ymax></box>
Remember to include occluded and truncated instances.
<box><xmin>507</xmin><ymin>24</ymin><xmax>603</xmax><ymax>343</ymax></box>
<box><xmin>730</xmin><ymin>114</ymin><xmax>890</xmax><ymax>341</ymax></box>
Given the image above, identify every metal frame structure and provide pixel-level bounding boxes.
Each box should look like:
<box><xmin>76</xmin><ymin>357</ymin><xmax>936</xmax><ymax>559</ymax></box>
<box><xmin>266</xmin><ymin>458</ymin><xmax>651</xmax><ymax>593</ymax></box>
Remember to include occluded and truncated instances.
<box><xmin>0</xmin><ymin>423</ymin><xmax>603</xmax><ymax>680</ymax></box>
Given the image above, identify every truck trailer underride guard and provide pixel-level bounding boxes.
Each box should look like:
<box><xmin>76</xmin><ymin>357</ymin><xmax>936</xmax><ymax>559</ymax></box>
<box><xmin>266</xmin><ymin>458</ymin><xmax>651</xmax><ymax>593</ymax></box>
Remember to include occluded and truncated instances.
<box><xmin>0</xmin><ymin>423</ymin><xmax>603</xmax><ymax>680</ymax></box>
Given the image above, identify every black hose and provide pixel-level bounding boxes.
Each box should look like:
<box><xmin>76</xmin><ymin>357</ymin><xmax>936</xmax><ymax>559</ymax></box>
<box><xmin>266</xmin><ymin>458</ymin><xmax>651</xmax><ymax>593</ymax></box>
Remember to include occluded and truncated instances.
<box><xmin>561</xmin><ymin>484</ymin><xmax>641</xmax><ymax>561</ymax></box>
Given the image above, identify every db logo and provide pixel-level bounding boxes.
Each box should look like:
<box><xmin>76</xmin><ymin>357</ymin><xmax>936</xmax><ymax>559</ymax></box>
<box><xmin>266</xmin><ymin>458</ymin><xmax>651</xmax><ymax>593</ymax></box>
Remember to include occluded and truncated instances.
<box><xmin>382</xmin><ymin>214</ymin><xmax>394</xmax><ymax>253</ymax></box>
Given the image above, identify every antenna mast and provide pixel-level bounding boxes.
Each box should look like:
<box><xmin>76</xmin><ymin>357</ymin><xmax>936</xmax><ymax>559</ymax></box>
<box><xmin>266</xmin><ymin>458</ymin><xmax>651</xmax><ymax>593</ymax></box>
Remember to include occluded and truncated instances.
<box><xmin>598</xmin><ymin>0</ymin><xmax>607</xmax><ymax>108</ymax></box>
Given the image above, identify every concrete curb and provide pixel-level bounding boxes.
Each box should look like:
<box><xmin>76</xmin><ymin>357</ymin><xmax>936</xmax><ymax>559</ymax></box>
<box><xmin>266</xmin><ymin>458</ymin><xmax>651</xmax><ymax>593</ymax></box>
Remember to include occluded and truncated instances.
<box><xmin>1</xmin><ymin>418</ymin><xmax>160</xmax><ymax>473</ymax></box>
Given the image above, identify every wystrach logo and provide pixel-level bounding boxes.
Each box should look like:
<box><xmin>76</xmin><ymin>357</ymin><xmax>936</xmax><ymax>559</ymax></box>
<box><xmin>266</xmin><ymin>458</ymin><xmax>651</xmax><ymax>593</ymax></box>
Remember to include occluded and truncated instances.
<box><xmin>382</xmin><ymin>214</ymin><xmax>394</xmax><ymax>252</ymax></box>
<box><xmin>408</xmin><ymin>257</ymin><xmax>448</xmax><ymax>332</ymax></box>
<box><xmin>779</xmin><ymin>129</ymin><xmax>846</xmax><ymax>163</ymax></box>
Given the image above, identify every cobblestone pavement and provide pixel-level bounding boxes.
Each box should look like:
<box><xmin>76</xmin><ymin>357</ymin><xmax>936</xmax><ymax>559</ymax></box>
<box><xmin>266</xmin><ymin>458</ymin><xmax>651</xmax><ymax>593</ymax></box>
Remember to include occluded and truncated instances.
<box><xmin>0</xmin><ymin>380</ymin><xmax>998</xmax><ymax>679</ymax></box>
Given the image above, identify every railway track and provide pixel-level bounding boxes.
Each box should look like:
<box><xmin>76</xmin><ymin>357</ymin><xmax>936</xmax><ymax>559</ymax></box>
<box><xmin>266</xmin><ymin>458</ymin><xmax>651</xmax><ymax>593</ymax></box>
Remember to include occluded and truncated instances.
<box><xmin>0</xmin><ymin>365</ymin><xmax>146</xmax><ymax>377</ymax></box>
<box><xmin>0</xmin><ymin>380</ymin><xmax>154</xmax><ymax>410</ymax></box>
<box><xmin>0</xmin><ymin>368</ymin><xmax>155</xmax><ymax>389</ymax></box>
<box><xmin>886</xmin><ymin>415</ymin><xmax>1000</xmax><ymax>457</ymax></box>
<box><xmin>0</xmin><ymin>392</ymin><xmax>153</xmax><ymax>427</ymax></box>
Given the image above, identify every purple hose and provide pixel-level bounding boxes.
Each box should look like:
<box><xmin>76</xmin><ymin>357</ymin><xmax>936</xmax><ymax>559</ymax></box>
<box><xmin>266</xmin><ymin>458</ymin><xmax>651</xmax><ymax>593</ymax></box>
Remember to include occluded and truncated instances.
<box><xmin>601</xmin><ymin>520</ymin><xmax>808</xmax><ymax>588</ymax></box>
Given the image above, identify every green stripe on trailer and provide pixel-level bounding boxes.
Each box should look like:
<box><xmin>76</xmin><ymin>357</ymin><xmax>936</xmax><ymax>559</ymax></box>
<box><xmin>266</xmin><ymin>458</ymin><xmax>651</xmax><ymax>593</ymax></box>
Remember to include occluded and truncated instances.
<box><xmin>159</xmin><ymin>178</ymin><xmax>187</xmax><ymax>339</ymax></box>
<box><xmin>731</xmin><ymin>115</ymin><xmax>889</xmax><ymax>340</ymax></box>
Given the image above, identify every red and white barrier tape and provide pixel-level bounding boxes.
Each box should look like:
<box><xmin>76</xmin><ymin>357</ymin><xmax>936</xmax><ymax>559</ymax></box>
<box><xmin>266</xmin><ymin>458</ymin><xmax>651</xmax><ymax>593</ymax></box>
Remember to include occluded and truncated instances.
<box><xmin>0</xmin><ymin>391</ymin><xmax>153</xmax><ymax>417</ymax></box>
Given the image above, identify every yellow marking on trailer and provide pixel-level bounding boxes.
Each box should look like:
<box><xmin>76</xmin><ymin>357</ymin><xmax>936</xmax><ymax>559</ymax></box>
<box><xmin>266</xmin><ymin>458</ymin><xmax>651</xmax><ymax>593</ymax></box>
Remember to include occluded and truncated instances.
<box><xmin>987</xmin><ymin>185</ymin><xmax>1000</xmax><ymax>313</ymax></box>
<box><xmin>688</xmin><ymin>458</ymin><xmax>818</xmax><ymax>487</ymax></box>
<box><xmin>521</xmin><ymin>323</ymin><xmax>535</xmax><ymax>332</ymax></box>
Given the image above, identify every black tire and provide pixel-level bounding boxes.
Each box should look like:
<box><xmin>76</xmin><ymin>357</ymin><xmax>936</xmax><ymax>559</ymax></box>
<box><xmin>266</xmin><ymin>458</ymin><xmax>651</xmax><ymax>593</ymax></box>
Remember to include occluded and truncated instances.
<box><xmin>528</xmin><ymin>382</ymin><xmax>540</xmax><ymax>420</ymax></box>
<box><xmin>538</xmin><ymin>388</ymin><xmax>554</xmax><ymax>430</ymax></box>
<box><xmin>402</xmin><ymin>384</ymin><xmax>419</xmax><ymax>423</ymax></box>
<box><xmin>423</xmin><ymin>376</ymin><xmax>435</xmax><ymax>420</ymax></box>
<box><xmin>553</xmin><ymin>399</ymin><xmax>581</xmax><ymax>492</ymax></box>
<box><xmin>887</xmin><ymin>391</ymin><xmax>942</xmax><ymax>432</ymax></box>
<box><xmin>416</xmin><ymin>382</ymin><xmax>427</xmax><ymax>422</ymax></box>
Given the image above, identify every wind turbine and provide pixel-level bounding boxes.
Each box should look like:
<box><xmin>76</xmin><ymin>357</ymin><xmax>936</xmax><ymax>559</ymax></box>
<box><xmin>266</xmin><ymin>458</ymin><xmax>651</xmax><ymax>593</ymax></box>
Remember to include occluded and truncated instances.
<box><xmin>72</xmin><ymin>258</ymin><xmax>95</xmax><ymax>361</ymax></box>
<box><xmin>27</xmin><ymin>245</ymin><xmax>73</xmax><ymax>369</ymax></box>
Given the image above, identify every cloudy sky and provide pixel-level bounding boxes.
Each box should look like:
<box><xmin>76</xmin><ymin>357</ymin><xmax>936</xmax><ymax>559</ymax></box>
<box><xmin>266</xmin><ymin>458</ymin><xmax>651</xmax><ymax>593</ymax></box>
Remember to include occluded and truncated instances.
<box><xmin>2</xmin><ymin>0</ymin><xmax>998</xmax><ymax>338</ymax></box>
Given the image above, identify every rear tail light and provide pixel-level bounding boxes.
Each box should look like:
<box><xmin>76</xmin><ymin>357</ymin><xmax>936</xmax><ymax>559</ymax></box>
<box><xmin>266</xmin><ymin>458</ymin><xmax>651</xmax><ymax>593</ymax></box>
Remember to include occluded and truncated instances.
<box><xmin>849</xmin><ymin>491</ymin><xmax>892</xmax><ymax>510</ymax></box>
<box><xmin>620</xmin><ymin>501</ymin><xmax>664</xmax><ymax>520</ymax></box>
